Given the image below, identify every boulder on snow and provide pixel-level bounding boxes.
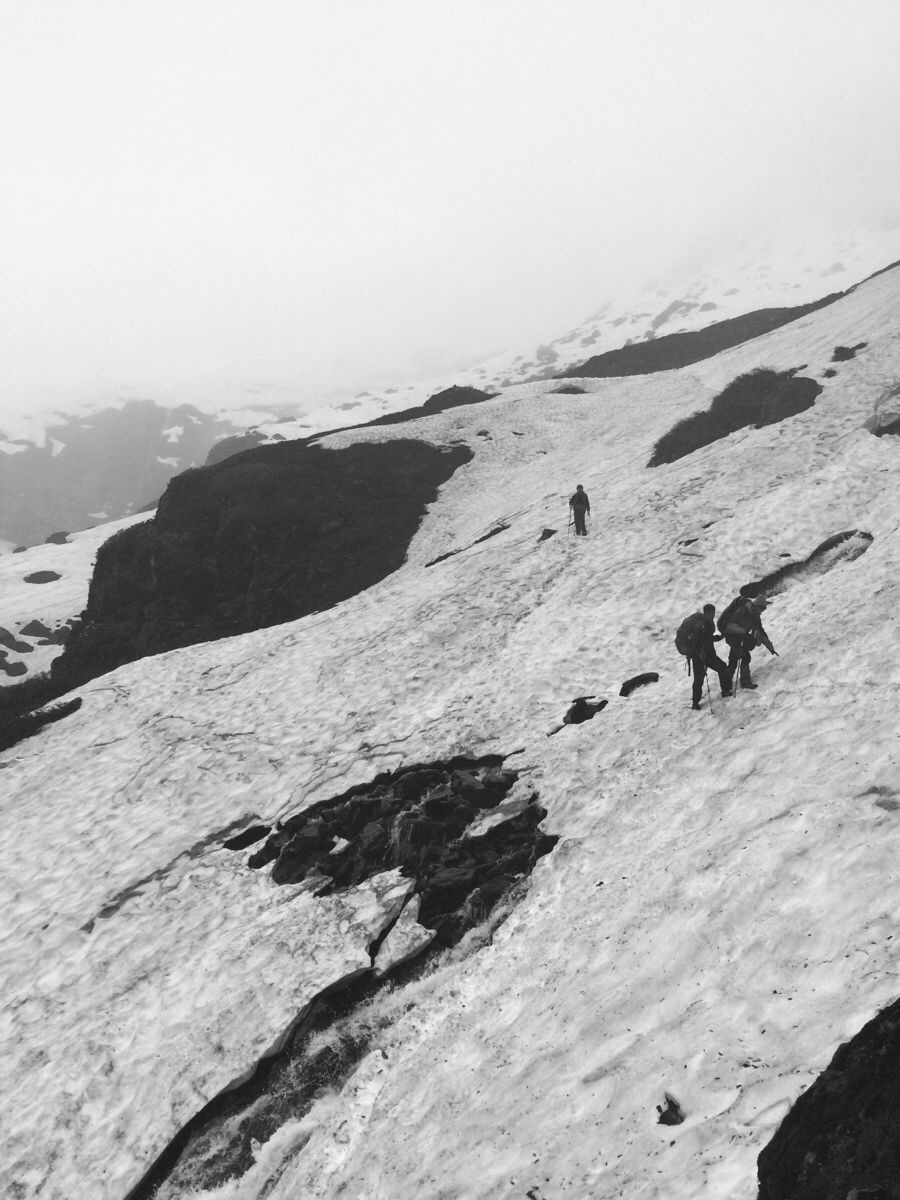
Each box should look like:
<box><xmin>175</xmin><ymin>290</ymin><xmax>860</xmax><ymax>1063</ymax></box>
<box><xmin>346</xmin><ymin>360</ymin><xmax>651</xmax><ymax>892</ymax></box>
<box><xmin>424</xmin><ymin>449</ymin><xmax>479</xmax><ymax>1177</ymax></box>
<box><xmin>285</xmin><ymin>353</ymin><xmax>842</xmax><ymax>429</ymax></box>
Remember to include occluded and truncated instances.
<box><xmin>865</xmin><ymin>382</ymin><xmax>900</xmax><ymax>436</ymax></box>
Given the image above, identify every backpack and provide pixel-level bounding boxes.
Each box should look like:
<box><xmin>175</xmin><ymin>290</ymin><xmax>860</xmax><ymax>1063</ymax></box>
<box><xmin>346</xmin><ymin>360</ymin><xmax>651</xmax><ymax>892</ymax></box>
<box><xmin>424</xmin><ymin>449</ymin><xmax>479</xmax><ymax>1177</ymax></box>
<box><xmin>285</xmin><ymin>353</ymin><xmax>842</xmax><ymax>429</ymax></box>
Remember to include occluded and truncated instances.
<box><xmin>675</xmin><ymin>612</ymin><xmax>706</xmax><ymax>658</ymax></box>
<box><xmin>716</xmin><ymin>596</ymin><xmax>745</xmax><ymax>636</ymax></box>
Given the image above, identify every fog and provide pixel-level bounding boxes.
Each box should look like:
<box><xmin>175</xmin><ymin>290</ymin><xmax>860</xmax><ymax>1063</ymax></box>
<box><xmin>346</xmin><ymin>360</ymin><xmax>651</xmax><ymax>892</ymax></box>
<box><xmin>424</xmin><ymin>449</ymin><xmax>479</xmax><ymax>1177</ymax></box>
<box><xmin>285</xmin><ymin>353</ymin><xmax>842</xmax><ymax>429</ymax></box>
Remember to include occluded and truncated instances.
<box><xmin>2</xmin><ymin>0</ymin><xmax>900</xmax><ymax>416</ymax></box>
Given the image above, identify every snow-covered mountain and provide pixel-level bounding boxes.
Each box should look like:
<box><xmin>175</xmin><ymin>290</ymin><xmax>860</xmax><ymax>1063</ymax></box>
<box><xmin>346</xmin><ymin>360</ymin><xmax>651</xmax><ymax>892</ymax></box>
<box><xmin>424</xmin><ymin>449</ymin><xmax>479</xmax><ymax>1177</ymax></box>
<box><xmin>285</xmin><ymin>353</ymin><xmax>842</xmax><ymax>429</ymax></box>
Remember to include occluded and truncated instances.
<box><xmin>3</xmin><ymin>250</ymin><xmax>900</xmax><ymax>1199</ymax></box>
<box><xmin>2</xmin><ymin>223</ymin><xmax>898</xmax><ymax>549</ymax></box>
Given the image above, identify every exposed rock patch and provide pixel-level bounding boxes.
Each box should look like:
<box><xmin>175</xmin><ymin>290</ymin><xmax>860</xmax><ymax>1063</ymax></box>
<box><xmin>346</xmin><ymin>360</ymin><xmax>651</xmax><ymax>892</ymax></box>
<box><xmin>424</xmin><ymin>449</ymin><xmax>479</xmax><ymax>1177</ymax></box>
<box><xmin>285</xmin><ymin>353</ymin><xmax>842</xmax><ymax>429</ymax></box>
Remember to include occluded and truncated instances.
<box><xmin>426</xmin><ymin>522</ymin><xmax>510</xmax><ymax>567</ymax></box>
<box><xmin>560</xmin><ymin>295</ymin><xmax>846</xmax><ymax>379</ymax></box>
<box><xmin>831</xmin><ymin>342</ymin><xmax>867</xmax><ymax>362</ymax></box>
<box><xmin>46</xmin><ymin>438</ymin><xmax>472</xmax><ymax>694</ymax></box>
<box><xmin>0</xmin><ymin>697</ymin><xmax>82</xmax><ymax>754</ymax></box>
<box><xmin>23</xmin><ymin>570</ymin><xmax>61</xmax><ymax>584</ymax></box>
<box><xmin>757</xmin><ymin>995</ymin><xmax>900</xmax><ymax>1199</ymax></box>
<box><xmin>742</xmin><ymin>531</ymin><xmax>873</xmax><ymax>599</ymax></box>
<box><xmin>648</xmin><ymin>369</ymin><xmax>822</xmax><ymax>467</ymax></box>
<box><xmin>620</xmin><ymin>672</ymin><xmax>659</xmax><ymax>697</ymax></box>
<box><xmin>865</xmin><ymin>382</ymin><xmax>900</xmax><ymax>436</ymax></box>
<box><xmin>128</xmin><ymin>757</ymin><xmax>557</xmax><ymax>1198</ymax></box>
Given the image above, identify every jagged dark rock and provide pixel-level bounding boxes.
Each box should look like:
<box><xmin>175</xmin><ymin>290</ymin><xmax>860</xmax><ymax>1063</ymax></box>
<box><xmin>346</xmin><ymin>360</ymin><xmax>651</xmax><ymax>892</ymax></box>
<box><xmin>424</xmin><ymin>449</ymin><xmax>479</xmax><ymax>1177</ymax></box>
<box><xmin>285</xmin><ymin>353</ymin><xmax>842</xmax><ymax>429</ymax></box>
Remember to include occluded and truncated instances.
<box><xmin>757</xmin><ymin>995</ymin><xmax>900</xmax><ymax>1200</ymax></box>
<box><xmin>249</xmin><ymin>756</ymin><xmax>555</xmax><ymax>948</ymax></box>
<box><xmin>128</xmin><ymin>755</ymin><xmax>557</xmax><ymax>1199</ymax></box>
<box><xmin>657</xmin><ymin>1093</ymin><xmax>685</xmax><ymax>1125</ymax></box>
<box><xmin>563</xmin><ymin>696</ymin><xmax>607</xmax><ymax>724</ymax></box>
<box><xmin>47</xmin><ymin>437</ymin><xmax>472</xmax><ymax>692</ymax></box>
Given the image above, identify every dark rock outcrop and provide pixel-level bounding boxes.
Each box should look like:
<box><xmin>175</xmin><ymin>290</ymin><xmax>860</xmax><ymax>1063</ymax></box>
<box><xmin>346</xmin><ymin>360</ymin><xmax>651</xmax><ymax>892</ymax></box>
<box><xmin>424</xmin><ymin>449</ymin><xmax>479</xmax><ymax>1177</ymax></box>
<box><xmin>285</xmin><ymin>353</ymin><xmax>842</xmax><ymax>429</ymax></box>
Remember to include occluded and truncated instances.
<box><xmin>757</xmin><ymin>996</ymin><xmax>900</xmax><ymax>1200</ymax></box>
<box><xmin>50</xmin><ymin>437</ymin><xmax>472</xmax><ymax>691</ymax></box>
<box><xmin>251</xmin><ymin>756</ymin><xmax>556</xmax><ymax>947</ymax></box>
<box><xmin>620</xmin><ymin>673</ymin><xmax>659</xmax><ymax>696</ymax></box>
<box><xmin>648</xmin><ymin>369</ymin><xmax>822</xmax><ymax>467</ymax></box>
<box><xmin>560</xmin><ymin>297</ymin><xmax>845</xmax><ymax>379</ymax></box>
<box><xmin>129</xmin><ymin>756</ymin><xmax>557</xmax><ymax>1199</ymax></box>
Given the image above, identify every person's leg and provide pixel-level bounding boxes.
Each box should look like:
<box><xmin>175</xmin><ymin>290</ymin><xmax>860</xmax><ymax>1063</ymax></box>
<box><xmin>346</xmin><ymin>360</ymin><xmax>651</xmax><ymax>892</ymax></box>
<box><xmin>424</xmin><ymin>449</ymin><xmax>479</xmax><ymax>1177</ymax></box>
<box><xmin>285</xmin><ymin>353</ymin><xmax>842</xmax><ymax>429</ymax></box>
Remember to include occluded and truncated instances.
<box><xmin>740</xmin><ymin>640</ymin><xmax>755</xmax><ymax>686</ymax></box>
<box><xmin>574</xmin><ymin>509</ymin><xmax>586</xmax><ymax>535</ymax></box>
<box><xmin>710</xmin><ymin>652</ymin><xmax>731</xmax><ymax>695</ymax></box>
<box><xmin>690</xmin><ymin>655</ymin><xmax>704</xmax><ymax>707</ymax></box>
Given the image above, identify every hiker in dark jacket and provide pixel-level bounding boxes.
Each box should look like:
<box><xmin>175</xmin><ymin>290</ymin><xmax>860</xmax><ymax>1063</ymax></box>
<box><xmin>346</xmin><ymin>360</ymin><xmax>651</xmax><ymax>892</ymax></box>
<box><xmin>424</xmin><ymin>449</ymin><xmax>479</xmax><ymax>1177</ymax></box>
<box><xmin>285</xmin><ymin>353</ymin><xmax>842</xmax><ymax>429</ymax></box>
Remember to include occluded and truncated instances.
<box><xmin>569</xmin><ymin>484</ymin><xmax>590</xmax><ymax>535</ymax></box>
<box><xmin>722</xmin><ymin>594</ymin><xmax>776</xmax><ymax>689</ymax></box>
<box><xmin>687</xmin><ymin>604</ymin><xmax>732</xmax><ymax>709</ymax></box>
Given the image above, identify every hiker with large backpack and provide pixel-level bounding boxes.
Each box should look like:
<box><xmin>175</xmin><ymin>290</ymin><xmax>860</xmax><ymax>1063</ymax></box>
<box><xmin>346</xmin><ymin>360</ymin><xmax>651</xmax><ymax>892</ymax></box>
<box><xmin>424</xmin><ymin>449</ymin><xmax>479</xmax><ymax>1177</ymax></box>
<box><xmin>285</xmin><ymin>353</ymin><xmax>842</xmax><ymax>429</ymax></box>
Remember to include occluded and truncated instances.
<box><xmin>568</xmin><ymin>484</ymin><xmax>591</xmax><ymax>536</ymax></box>
<box><xmin>718</xmin><ymin>593</ymin><xmax>776</xmax><ymax>690</ymax></box>
<box><xmin>675</xmin><ymin>603</ymin><xmax>732</xmax><ymax>710</ymax></box>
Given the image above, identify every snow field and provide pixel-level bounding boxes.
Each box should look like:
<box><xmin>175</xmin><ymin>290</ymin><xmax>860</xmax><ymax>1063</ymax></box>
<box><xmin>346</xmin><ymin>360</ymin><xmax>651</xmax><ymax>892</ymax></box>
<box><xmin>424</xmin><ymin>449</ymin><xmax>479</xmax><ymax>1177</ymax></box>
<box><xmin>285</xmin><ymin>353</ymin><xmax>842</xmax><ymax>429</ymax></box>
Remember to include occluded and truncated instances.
<box><xmin>1</xmin><ymin>264</ymin><xmax>900</xmax><ymax>1197</ymax></box>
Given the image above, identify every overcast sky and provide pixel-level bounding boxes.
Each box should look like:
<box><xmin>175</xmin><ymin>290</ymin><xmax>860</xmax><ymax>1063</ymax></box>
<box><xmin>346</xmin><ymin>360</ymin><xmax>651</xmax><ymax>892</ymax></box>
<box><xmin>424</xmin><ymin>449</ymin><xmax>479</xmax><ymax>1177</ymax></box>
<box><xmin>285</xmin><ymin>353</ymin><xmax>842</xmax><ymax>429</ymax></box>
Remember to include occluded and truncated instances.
<box><xmin>3</xmin><ymin>0</ymin><xmax>900</xmax><ymax>414</ymax></box>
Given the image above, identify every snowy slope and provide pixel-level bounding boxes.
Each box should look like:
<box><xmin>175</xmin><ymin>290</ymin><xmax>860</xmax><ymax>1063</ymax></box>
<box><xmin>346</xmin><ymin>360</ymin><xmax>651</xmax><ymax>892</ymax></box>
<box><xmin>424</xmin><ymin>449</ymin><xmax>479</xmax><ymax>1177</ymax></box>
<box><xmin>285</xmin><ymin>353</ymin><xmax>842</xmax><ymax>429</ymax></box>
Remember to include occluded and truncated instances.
<box><xmin>0</xmin><ymin>512</ymin><xmax>152</xmax><ymax>679</ymax></box>
<box><xmin>2</xmin><ymin>265</ymin><xmax>900</xmax><ymax>1199</ymax></box>
<box><xmin>2</xmin><ymin>223</ymin><xmax>897</xmax><ymax>550</ymax></box>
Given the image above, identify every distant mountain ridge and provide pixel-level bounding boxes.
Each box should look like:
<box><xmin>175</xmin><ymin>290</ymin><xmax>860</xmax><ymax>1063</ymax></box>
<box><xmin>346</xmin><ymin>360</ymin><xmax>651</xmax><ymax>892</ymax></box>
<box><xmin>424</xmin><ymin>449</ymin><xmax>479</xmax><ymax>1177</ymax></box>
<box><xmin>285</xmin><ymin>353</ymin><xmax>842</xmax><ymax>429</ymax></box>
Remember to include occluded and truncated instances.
<box><xmin>1</xmin><ymin>224</ymin><xmax>897</xmax><ymax>547</ymax></box>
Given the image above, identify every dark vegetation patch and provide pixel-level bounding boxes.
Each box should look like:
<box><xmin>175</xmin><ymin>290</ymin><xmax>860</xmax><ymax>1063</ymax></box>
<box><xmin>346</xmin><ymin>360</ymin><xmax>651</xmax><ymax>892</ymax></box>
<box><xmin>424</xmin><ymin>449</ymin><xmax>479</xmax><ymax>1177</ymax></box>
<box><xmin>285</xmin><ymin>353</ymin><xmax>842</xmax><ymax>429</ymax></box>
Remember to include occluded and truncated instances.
<box><xmin>126</xmin><ymin>756</ymin><xmax>558</xmax><ymax>1199</ymax></box>
<box><xmin>0</xmin><ymin>626</ymin><xmax>33</xmax><ymax>654</ymax></box>
<box><xmin>23</xmin><ymin>570</ymin><xmax>61</xmax><ymax>584</ymax></box>
<box><xmin>549</xmin><ymin>384</ymin><xmax>587</xmax><ymax>395</ymax></box>
<box><xmin>620</xmin><ymin>672</ymin><xmax>659</xmax><ymax>697</ymax></box>
<box><xmin>648</xmin><ymin>369</ymin><xmax>822</xmax><ymax>467</ymax></box>
<box><xmin>0</xmin><ymin>697</ymin><xmax>82</xmax><ymax>754</ymax></box>
<box><xmin>757</xmin><ymin>994</ymin><xmax>900</xmax><ymax>1199</ymax></box>
<box><xmin>538</xmin><ymin>528</ymin><xmax>557</xmax><ymax>542</ymax></box>
<box><xmin>823</xmin><ymin>368</ymin><xmax>837</xmax><ymax>378</ymax></box>
<box><xmin>16</xmin><ymin>438</ymin><xmax>473</xmax><ymax>706</ymax></box>
<box><xmin>741</xmin><ymin>531</ymin><xmax>873</xmax><ymax>599</ymax></box>
<box><xmin>425</xmin><ymin>523</ymin><xmax>510</xmax><ymax>567</ymax></box>
<box><xmin>831</xmin><ymin>342</ymin><xmax>867</xmax><ymax>362</ymax></box>
<box><xmin>44</xmin><ymin>531</ymin><xmax>70</xmax><ymax>544</ymax></box>
<box><xmin>559</xmin><ymin>295</ymin><xmax>845</xmax><ymax>379</ymax></box>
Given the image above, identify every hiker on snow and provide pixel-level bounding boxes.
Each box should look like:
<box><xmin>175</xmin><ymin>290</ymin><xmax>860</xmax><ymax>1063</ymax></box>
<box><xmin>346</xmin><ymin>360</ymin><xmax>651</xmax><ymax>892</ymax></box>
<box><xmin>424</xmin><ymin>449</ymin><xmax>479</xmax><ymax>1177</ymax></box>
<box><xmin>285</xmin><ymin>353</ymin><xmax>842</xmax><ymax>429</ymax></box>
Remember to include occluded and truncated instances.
<box><xmin>676</xmin><ymin>603</ymin><xmax>732</xmax><ymax>710</ymax></box>
<box><xmin>569</xmin><ymin>484</ymin><xmax>591</xmax><ymax>536</ymax></box>
<box><xmin>720</xmin><ymin>594</ymin><xmax>776</xmax><ymax>690</ymax></box>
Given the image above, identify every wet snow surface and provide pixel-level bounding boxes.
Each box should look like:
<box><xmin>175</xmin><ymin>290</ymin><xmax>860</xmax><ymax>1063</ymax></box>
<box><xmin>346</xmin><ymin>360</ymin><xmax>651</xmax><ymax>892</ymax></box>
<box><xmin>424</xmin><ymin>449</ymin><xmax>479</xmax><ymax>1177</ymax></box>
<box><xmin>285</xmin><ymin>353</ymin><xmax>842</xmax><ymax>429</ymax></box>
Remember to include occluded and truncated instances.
<box><xmin>3</xmin><ymin>266</ymin><xmax>900</xmax><ymax>1199</ymax></box>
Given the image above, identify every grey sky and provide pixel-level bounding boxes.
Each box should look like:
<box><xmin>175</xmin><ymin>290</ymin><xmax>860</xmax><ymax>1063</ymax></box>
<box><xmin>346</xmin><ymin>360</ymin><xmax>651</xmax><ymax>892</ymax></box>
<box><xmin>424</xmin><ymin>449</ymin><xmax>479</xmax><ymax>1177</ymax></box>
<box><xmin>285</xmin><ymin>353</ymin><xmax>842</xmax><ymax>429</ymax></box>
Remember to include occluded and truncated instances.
<box><xmin>3</xmin><ymin>0</ymin><xmax>900</xmax><ymax>414</ymax></box>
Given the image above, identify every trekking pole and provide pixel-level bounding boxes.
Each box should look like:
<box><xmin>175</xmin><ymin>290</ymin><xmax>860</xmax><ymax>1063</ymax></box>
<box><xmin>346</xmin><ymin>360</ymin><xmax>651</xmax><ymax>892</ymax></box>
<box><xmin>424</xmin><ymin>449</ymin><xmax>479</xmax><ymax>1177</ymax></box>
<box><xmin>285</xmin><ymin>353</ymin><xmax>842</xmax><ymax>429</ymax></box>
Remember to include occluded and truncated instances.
<box><xmin>567</xmin><ymin>511</ymin><xmax>573</xmax><ymax>538</ymax></box>
<box><xmin>705</xmin><ymin>670</ymin><xmax>714</xmax><ymax>714</ymax></box>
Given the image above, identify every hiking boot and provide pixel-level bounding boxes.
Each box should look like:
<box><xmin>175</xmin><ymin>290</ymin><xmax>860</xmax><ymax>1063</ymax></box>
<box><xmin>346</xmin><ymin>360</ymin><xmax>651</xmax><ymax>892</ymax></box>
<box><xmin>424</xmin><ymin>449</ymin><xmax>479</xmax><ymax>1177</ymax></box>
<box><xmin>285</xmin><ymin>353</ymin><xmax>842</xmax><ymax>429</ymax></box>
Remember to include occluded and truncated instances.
<box><xmin>691</xmin><ymin>701</ymin><xmax>702</xmax><ymax>710</ymax></box>
<box><xmin>740</xmin><ymin>680</ymin><xmax>758</xmax><ymax>690</ymax></box>
<box><xmin>721</xmin><ymin>687</ymin><xmax>732</xmax><ymax>697</ymax></box>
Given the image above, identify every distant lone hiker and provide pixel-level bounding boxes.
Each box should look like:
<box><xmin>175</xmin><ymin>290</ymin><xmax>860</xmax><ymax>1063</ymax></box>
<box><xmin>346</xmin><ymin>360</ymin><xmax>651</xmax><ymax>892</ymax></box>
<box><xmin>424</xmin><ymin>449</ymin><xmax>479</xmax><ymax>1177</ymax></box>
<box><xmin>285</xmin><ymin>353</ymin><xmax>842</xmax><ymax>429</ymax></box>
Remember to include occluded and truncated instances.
<box><xmin>676</xmin><ymin>603</ymin><xmax>732</xmax><ymax>710</ymax></box>
<box><xmin>569</xmin><ymin>484</ymin><xmax>591</xmax><ymax>535</ymax></box>
<box><xmin>720</xmin><ymin>594</ymin><xmax>776</xmax><ymax>690</ymax></box>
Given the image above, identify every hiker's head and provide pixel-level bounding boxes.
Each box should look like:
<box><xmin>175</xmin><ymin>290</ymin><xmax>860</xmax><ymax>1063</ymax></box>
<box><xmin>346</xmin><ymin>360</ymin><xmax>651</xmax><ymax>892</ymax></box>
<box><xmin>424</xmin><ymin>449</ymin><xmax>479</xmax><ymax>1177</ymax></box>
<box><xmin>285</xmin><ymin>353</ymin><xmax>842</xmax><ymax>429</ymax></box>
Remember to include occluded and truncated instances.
<box><xmin>750</xmin><ymin>595</ymin><xmax>768</xmax><ymax>611</ymax></box>
<box><xmin>576</xmin><ymin>484</ymin><xmax>584</xmax><ymax>491</ymax></box>
<box><xmin>702</xmin><ymin>603</ymin><xmax>715</xmax><ymax>616</ymax></box>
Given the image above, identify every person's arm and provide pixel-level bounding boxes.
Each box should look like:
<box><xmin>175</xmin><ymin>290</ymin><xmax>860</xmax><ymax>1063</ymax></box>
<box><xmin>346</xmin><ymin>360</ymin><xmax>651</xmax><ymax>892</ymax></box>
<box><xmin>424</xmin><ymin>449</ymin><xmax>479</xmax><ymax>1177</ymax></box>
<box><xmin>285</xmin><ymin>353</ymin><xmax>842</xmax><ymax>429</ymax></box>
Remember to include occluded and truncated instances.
<box><xmin>757</xmin><ymin>620</ymin><xmax>776</xmax><ymax>654</ymax></box>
